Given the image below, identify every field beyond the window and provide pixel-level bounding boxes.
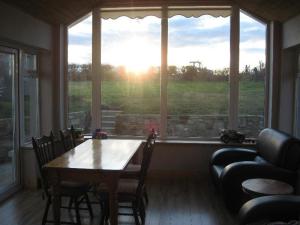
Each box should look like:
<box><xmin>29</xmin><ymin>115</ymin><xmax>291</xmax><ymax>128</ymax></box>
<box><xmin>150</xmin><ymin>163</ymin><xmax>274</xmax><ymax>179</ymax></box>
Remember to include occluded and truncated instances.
<box><xmin>68</xmin><ymin>80</ymin><xmax>264</xmax><ymax>116</ymax></box>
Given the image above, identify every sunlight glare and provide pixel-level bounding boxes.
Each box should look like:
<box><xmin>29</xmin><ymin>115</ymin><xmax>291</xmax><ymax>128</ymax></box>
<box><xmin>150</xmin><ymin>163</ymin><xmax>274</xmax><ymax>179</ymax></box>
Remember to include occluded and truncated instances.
<box><xmin>117</xmin><ymin>37</ymin><xmax>158</xmax><ymax>75</ymax></box>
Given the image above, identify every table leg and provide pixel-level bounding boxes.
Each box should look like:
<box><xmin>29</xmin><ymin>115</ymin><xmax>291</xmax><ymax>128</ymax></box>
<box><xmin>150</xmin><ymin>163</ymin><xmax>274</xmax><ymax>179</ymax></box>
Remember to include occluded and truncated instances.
<box><xmin>52</xmin><ymin>176</ymin><xmax>61</xmax><ymax>225</ymax></box>
<box><xmin>108</xmin><ymin>174</ymin><xmax>120</xmax><ymax>225</ymax></box>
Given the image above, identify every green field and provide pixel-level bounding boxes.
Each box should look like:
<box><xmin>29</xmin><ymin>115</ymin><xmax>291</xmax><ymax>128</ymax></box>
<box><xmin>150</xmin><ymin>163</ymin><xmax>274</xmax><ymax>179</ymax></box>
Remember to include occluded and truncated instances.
<box><xmin>68</xmin><ymin>80</ymin><xmax>265</xmax><ymax>116</ymax></box>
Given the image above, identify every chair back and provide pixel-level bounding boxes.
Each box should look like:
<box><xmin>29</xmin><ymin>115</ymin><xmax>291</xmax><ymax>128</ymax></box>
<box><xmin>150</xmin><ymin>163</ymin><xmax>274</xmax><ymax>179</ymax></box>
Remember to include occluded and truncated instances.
<box><xmin>136</xmin><ymin>132</ymin><xmax>156</xmax><ymax>196</ymax></box>
<box><xmin>257</xmin><ymin>128</ymin><xmax>300</xmax><ymax>170</ymax></box>
<box><xmin>59</xmin><ymin>128</ymin><xmax>76</xmax><ymax>153</ymax></box>
<box><xmin>32</xmin><ymin>132</ymin><xmax>55</xmax><ymax>194</ymax></box>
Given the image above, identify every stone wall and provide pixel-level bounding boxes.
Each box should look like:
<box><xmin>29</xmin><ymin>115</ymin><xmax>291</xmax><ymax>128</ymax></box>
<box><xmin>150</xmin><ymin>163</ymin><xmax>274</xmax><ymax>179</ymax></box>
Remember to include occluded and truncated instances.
<box><xmin>68</xmin><ymin>111</ymin><xmax>264</xmax><ymax>138</ymax></box>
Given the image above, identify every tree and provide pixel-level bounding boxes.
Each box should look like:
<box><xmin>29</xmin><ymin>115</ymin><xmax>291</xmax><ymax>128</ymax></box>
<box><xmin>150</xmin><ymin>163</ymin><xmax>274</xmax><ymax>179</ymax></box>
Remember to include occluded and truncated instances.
<box><xmin>101</xmin><ymin>64</ymin><xmax>116</xmax><ymax>80</ymax></box>
<box><xmin>181</xmin><ymin>65</ymin><xmax>198</xmax><ymax>80</ymax></box>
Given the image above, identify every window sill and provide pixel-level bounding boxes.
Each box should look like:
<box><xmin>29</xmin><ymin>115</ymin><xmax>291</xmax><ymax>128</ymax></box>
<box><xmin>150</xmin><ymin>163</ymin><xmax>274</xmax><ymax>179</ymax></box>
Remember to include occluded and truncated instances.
<box><xmin>20</xmin><ymin>142</ymin><xmax>33</xmax><ymax>150</ymax></box>
<box><xmin>84</xmin><ymin>135</ymin><xmax>256</xmax><ymax>146</ymax></box>
<box><xmin>156</xmin><ymin>139</ymin><xmax>256</xmax><ymax>146</ymax></box>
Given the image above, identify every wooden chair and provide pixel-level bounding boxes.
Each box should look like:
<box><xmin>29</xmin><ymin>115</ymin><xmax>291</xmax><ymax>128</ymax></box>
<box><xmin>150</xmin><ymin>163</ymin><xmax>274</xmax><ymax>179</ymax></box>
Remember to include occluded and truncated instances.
<box><xmin>59</xmin><ymin>128</ymin><xmax>76</xmax><ymax>153</ymax></box>
<box><xmin>98</xmin><ymin>134</ymin><xmax>156</xmax><ymax>225</ymax></box>
<box><xmin>32</xmin><ymin>132</ymin><xmax>93</xmax><ymax>225</ymax></box>
<box><xmin>121</xmin><ymin>131</ymin><xmax>157</xmax><ymax>204</ymax></box>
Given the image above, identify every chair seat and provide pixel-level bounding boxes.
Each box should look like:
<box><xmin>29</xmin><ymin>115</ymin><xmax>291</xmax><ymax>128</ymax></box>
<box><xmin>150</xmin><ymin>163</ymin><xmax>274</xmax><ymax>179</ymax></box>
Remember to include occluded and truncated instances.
<box><xmin>49</xmin><ymin>181</ymin><xmax>90</xmax><ymax>196</ymax></box>
<box><xmin>98</xmin><ymin>179</ymin><xmax>138</xmax><ymax>195</ymax></box>
<box><xmin>121</xmin><ymin>164</ymin><xmax>141</xmax><ymax>179</ymax></box>
<box><xmin>118</xmin><ymin>179</ymin><xmax>139</xmax><ymax>194</ymax></box>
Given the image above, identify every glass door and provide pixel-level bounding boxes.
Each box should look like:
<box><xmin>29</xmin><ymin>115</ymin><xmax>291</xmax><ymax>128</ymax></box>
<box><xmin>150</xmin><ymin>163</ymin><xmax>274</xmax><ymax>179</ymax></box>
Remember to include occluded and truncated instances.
<box><xmin>294</xmin><ymin>51</ymin><xmax>300</xmax><ymax>138</ymax></box>
<box><xmin>0</xmin><ymin>46</ymin><xmax>19</xmax><ymax>195</ymax></box>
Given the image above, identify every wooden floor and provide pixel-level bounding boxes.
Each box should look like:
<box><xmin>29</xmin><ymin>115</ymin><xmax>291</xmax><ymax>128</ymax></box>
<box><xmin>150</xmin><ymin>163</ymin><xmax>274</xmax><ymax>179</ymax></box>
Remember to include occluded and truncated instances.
<box><xmin>0</xmin><ymin>162</ymin><xmax>14</xmax><ymax>189</ymax></box>
<box><xmin>0</xmin><ymin>178</ymin><xmax>238</xmax><ymax>225</ymax></box>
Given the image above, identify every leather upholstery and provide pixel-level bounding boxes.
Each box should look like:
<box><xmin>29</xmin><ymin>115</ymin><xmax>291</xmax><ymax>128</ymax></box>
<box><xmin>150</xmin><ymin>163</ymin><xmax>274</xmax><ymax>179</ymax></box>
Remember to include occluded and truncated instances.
<box><xmin>210</xmin><ymin>128</ymin><xmax>300</xmax><ymax>212</ymax></box>
<box><xmin>257</xmin><ymin>128</ymin><xmax>300</xmax><ymax>170</ymax></box>
<box><xmin>239</xmin><ymin>195</ymin><xmax>300</xmax><ymax>225</ymax></box>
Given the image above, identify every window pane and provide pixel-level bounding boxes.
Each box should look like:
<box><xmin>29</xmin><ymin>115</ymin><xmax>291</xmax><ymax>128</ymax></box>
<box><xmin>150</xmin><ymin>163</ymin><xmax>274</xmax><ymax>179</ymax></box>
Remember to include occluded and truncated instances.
<box><xmin>167</xmin><ymin>14</ymin><xmax>230</xmax><ymax>139</ymax></box>
<box><xmin>68</xmin><ymin>16</ymin><xmax>92</xmax><ymax>133</ymax></box>
<box><xmin>0</xmin><ymin>51</ymin><xmax>16</xmax><ymax>189</ymax></box>
<box><xmin>239</xmin><ymin>11</ymin><xmax>266</xmax><ymax>137</ymax></box>
<box><xmin>101</xmin><ymin>16</ymin><xmax>161</xmax><ymax>137</ymax></box>
<box><xmin>21</xmin><ymin>53</ymin><xmax>39</xmax><ymax>144</ymax></box>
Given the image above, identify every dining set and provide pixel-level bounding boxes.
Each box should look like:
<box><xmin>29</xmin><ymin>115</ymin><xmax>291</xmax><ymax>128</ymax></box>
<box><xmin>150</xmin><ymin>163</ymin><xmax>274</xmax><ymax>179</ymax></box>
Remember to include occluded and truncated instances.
<box><xmin>32</xmin><ymin>127</ymin><xmax>156</xmax><ymax>225</ymax></box>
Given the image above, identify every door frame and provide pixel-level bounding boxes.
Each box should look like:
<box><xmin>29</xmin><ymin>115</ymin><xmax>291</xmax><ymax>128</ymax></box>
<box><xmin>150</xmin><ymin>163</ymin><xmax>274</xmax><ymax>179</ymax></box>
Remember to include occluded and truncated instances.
<box><xmin>0</xmin><ymin>45</ymin><xmax>22</xmax><ymax>201</ymax></box>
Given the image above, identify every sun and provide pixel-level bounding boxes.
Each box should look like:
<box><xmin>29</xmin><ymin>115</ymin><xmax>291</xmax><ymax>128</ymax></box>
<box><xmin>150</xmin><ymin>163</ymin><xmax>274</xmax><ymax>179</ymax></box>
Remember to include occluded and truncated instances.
<box><xmin>120</xmin><ymin>37</ymin><xmax>157</xmax><ymax>75</ymax></box>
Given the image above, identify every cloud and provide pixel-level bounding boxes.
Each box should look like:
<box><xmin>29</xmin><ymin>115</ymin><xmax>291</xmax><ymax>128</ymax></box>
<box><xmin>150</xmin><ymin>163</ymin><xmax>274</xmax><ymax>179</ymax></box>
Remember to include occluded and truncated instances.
<box><xmin>68</xmin><ymin>16</ymin><xmax>92</xmax><ymax>37</ymax></box>
<box><xmin>69</xmin><ymin>34</ymin><xmax>91</xmax><ymax>45</ymax></box>
<box><xmin>68</xmin><ymin>11</ymin><xmax>266</xmax><ymax>69</ymax></box>
<box><xmin>68</xmin><ymin>44</ymin><xmax>91</xmax><ymax>64</ymax></box>
<box><xmin>169</xmin><ymin>41</ymin><xmax>230</xmax><ymax>69</ymax></box>
<box><xmin>197</xmin><ymin>15</ymin><xmax>230</xmax><ymax>29</ymax></box>
<box><xmin>169</xmin><ymin>25</ymin><xmax>230</xmax><ymax>47</ymax></box>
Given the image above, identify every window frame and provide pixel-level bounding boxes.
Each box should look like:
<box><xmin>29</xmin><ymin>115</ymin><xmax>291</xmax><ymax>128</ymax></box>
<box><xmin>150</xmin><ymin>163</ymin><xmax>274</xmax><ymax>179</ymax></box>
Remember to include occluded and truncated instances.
<box><xmin>19</xmin><ymin>50</ymin><xmax>40</xmax><ymax>146</ymax></box>
<box><xmin>66</xmin><ymin>5</ymin><xmax>269</xmax><ymax>140</ymax></box>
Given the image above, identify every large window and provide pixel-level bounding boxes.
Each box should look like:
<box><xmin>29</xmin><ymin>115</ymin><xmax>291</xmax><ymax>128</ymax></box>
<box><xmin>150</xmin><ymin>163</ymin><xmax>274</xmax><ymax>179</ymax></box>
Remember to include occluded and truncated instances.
<box><xmin>68</xmin><ymin>16</ymin><xmax>92</xmax><ymax>132</ymax></box>
<box><xmin>238</xmin><ymin>11</ymin><xmax>266</xmax><ymax>137</ymax></box>
<box><xmin>67</xmin><ymin>7</ymin><xmax>267</xmax><ymax>139</ymax></box>
<box><xmin>101</xmin><ymin>16</ymin><xmax>161</xmax><ymax>137</ymax></box>
<box><xmin>168</xmin><ymin>14</ymin><xmax>230</xmax><ymax>138</ymax></box>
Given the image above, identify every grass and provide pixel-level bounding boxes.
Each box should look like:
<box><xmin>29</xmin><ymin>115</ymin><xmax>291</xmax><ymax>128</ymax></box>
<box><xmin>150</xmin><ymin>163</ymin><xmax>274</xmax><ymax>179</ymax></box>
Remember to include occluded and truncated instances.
<box><xmin>68</xmin><ymin>80</ymin><xmax>265</xmax><ymax>116</ymax></box>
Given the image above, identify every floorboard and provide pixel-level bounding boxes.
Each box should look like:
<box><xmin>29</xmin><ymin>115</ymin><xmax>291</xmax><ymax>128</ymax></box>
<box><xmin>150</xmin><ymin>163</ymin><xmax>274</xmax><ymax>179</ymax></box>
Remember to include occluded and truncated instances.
<box><xmin>0</xmin><ymin>178</ymin><xmax>238</xmax><ymax>225</ymax></box>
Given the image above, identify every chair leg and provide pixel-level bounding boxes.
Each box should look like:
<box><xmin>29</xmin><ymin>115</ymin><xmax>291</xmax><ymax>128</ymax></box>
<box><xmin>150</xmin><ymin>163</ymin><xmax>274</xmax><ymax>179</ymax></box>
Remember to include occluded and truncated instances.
<box><xmin>68</xmin><ymin>197</ymin><xmax>74</xmax><ymax>210</ymax></box>
<box><xmin>139</xmin><ymin>200</ymin><xmax>146</xmax><ymax>225</ymax></box>
<box><xmin>104</xmin><ymin>200</ymin><xmax>110</xmax><ymax>224</ymax></box>
<box><xmin>99</xmin><ymin>200</ymin><xmax>107</xmax><ymax>225</ymax></box>
<box><xmin>143</xmin><ymin>187</ymin><xmax>149</xmax><ymax>205</ymax></box>
<box><xmin>84</xmin><ymin>193</ymin><xmax>94</xmax><ymax>218</ymax></box>
<box><xmin>133</xmin><ymin>201</ymin><xmax>140</xmax><ymax>225</ymax></box>
<box><xmin>42</xmin><ymin>197</ymin><xmax>51</xmax><ymax>225</ymax></box>
<box><xmin>99</xmin><ymin>208</ymin><xmax>105</xmax><ymax>225</ymax></box>
<box><xmin>74</xmin><ymin>198</ymin><xmax>82</xmax><ymax>225</ymax></box>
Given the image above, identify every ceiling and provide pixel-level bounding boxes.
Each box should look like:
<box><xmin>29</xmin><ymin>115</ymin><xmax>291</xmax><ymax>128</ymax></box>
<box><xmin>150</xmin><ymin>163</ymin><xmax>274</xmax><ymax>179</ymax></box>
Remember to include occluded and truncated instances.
<box><xmin>1</xmin><ymin>0</ymin><xmax>300</xmax><ymax>25</ymax></box>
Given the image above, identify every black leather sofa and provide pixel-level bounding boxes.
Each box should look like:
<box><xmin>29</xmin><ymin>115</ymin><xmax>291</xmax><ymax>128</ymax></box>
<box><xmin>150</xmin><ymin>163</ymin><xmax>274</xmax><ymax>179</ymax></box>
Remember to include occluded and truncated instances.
<box><xmin>239</xmin><ymin>195</ymin><xmax>300</xmax><ymax>224</ymax></box>
<box><xmin>210</xmin><ymin>128</ymin><xmax>300</xmax><ymax>212</ymax></box>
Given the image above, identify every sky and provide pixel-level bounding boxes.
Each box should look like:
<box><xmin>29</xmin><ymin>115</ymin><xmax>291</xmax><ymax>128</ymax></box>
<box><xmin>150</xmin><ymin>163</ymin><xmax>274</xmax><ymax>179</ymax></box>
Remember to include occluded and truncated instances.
<box><xmin>68</xmin><ymin>11</ymin><xmax>266</xmax><ymax>72</ymax></box>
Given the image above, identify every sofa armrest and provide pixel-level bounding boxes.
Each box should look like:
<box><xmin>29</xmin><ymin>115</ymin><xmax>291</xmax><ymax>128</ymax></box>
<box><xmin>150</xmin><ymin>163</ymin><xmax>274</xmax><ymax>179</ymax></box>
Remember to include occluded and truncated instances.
<box><xmin>219</xmin><ymin>161</ymin><xmax>297</xmax><ymax>212</ymax></box>
<box><xmin>221</xmin><ymin>161</ymin><xmax>296</xmax><ymax>186</ymax></box>
<box><xmin>210</xmin><ymin>148</ymin><xmax>257</xmax><ymax>166</ymax></box>
<box><xmin>239</xmin><ymin>195</ymin><xmax>300</xmax><ymax>225</ymax></box>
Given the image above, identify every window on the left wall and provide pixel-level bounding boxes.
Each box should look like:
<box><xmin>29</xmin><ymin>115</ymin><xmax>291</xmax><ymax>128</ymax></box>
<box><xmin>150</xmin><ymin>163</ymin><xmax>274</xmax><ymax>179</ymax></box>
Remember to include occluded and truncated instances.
<box><xmin>67</xmin><ymin>16</ymin><xmax>92</xmax><ymax>133</ymax></box>
<box><xmin>20</xmin><ymin>52</ymin><xmax>39</xmax><ymax>145</ymax></box>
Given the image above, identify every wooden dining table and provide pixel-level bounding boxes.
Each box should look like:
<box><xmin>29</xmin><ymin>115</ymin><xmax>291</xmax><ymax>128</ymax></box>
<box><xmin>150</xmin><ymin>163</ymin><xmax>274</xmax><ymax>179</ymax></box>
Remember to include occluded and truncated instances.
<box><xmin>44</xmin><ymin>138</ymin><xmax>143</xmax><ymax>225</ymax></box>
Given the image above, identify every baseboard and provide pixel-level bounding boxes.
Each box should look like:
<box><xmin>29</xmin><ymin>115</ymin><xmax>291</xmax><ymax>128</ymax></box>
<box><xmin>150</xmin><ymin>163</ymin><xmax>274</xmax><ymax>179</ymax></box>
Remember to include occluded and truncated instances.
<box><xmin>147</xmin><ymin>170</ymin><xmax>206</xmax><ymax>180</ymax></box>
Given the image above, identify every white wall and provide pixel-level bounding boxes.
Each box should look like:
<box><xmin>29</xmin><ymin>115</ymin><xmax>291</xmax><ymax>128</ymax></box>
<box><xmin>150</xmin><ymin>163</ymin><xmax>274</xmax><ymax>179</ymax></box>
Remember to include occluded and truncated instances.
<box><xmin>283</xmin><ymin>14</ymin><xmax>300</xmax><ymax>49</ymax></box>
<box><xmin>0</xmin><ymin>2</ymin><xmax>55</xmax><ymax>189</ymax></box>
<box><xmin>0</xmin><ymin>1</ymin><xmax>52</xmax><ymax>50</ymax></box>
<box><xmin>147</xmin><ymin>142</ymin><xmax>255</xmax><ymax>179</ymax></box>
<box><xmin>278</xmin><ymin>14</ymin><xmax>300</xmax><ymax>133</ymax></box>
<box><xmin>0</xmin><ymin>1</ymin><xmax>55</xmax><ymax>134</ymax></box>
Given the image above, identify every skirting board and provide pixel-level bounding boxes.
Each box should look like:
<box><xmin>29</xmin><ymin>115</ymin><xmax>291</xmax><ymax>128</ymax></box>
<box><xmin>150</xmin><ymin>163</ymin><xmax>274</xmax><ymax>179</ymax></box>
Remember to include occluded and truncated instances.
<box><xmin>147</xmin><ymin>170</ymin><xmax>205</xmax><ymax>179</ymax></box>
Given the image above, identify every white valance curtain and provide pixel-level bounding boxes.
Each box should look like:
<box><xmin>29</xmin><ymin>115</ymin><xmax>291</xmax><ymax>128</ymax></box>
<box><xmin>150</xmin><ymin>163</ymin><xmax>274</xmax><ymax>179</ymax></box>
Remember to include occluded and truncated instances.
<box><xmin>100</xmin><ymin>6</ymin><xmax>231</xmax><ymax>19</ymax></box>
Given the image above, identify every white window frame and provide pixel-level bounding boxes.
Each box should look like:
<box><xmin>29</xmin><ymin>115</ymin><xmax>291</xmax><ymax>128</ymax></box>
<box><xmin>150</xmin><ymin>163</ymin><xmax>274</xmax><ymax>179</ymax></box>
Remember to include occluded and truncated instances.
<box><xmin>66</xmin><ymin>5</ymin><xmax>269</xmax><ymax>140</ymax></box>
<box><xmin>19</xmin><ymin>50</ymin><xmax>40</xmax><ymax>146</ymax></box>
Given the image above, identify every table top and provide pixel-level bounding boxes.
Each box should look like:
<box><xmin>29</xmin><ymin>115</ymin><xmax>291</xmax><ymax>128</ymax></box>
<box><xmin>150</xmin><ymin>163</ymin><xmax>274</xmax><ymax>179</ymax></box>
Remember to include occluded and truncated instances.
<box><xmin>44</xmin><ymin>139</ymin><xmax>142</xmax><ymax>171</ymax></box>
<box><xmin>242</xmin><ymin>178</ymin><xmax>294</xmax><ymax>197</ymax></box>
